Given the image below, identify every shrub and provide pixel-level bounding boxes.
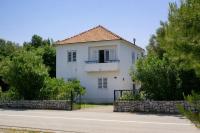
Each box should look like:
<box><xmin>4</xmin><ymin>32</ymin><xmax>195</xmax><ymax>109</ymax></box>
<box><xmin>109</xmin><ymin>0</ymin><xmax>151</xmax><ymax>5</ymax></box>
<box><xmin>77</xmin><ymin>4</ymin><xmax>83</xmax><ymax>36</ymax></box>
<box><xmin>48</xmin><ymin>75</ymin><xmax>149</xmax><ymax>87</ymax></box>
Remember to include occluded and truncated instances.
<box><xmin>39</xmin><ymin>78</ymin><xmax>85</xmax><ymax>100</ymax></box>
<box><xmin>119</xmin><ymin>92</ymin><xmax>144</xmax><ymax>101</ymax></box>
<box><xmin>178</xmin><ymin>91</ymin><xmax>200</xmax><ymax>128</ymax></box>
<box><xmin>0</xmin><ymin>87</ymin><xmax>20</xmax><ymax>101</ymax></box>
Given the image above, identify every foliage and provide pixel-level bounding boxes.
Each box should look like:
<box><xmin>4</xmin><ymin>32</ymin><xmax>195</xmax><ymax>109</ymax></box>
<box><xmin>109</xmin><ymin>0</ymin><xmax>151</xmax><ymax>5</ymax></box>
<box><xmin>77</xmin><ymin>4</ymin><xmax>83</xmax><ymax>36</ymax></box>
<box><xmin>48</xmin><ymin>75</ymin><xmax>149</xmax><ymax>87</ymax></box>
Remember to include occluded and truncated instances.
<box><xmin>35</xmin><ymin>46</ymin><xmax>56</xmax><ymax>77</ymax></box>
<box><xmin>159</xmin><ymin>0</ymin><xmax>200</xmax><ymax>75</ymax></box>
<box><xmin>119</xmin><ymin>92</ymin><xmax>144</xmax><ymax>101</ymax></box>
<box><xmin>133</xmin><ymin>56</ymin><xmax>182</xmax><ymax>100</ymax></box>
<box><xmin>0</xmin><ymin>35</ymin><xmax>84</xmax><ymax>101</ymax></box>
<box><xmin>23</xmin><ymin>35</ymin><xmax>56</xmax><ymax>77</ymax></box>
<box><xmin>0</xmin><ymin>87</ymin><xmax>20</xmax><ymax>101</ymax></box>
<box><xmin>2</xmin><ymin>50</ymin><xmax>49</xmax><ymax>100</ymax></box>
<box><xmin>39</xmin><ymin>78</ymin><xmax>85</xmax><ymax>100</ymax></box>
<box><xmin>0</xmin><ymin>39</ymin><xmax>20</xmax><ymax>91</ymax></box>
<box><xmin>0</xmin><ymin>38</ymin><xmax>19</xmax><ymax>61</ymax></box>
<box><xmin>178</xmin><ymin>91</ymin><xmax>200</xmax><ymax>128</ymax></box>
<box><xmin>24</xmin><ymin>34</ymin><xmax>51</xmax><ymax>48</ymax></box>
<box><xmin>132</xmin><ymin>0</ymin><xmax>200</xmax><ymax>101</ymax></box>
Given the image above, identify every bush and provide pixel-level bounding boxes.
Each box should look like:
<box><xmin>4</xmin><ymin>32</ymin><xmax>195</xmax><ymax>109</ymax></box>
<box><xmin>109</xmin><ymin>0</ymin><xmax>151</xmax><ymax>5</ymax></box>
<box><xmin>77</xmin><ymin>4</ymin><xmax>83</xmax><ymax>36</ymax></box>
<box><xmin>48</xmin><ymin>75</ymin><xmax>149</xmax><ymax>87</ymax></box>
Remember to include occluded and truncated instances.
<box><xmin>39</xmin><ymin>78</ymin><xmax>85</xmax><ymax>100</ymax></box>
<box><xmin>178</xmin><ymin>91</ymin><xmax>200</xmax><ymax>128</ymax></box>
<box><xmin>0</xmin><ymin>87</ymin><xmax>20</xmax><ymax>101</ymax></box>
<box><xmin>119</xmin><ymin>92</ymin><xmax>144</xmax><ymax>101</ymax></box>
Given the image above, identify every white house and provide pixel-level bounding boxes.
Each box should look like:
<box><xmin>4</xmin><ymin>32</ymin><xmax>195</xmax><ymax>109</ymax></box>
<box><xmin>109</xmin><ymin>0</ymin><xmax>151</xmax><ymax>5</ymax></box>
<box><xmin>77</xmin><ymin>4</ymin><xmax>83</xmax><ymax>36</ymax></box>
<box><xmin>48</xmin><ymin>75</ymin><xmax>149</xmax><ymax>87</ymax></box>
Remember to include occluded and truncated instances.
<box><xmin>56</xmin><ymin>25</ymin><xmax>144</xmax><ymax>103</ymax></box>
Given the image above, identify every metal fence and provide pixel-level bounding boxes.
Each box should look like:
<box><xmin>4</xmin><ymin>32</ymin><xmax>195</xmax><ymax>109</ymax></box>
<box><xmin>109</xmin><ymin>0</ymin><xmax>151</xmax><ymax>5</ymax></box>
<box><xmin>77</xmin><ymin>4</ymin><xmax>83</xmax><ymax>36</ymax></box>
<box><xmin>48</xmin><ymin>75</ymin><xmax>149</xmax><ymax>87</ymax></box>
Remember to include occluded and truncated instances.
<box><xmin>114</xmin><ymin>90</ymin><xmax>135</xmax><ymax>101</ymax></box>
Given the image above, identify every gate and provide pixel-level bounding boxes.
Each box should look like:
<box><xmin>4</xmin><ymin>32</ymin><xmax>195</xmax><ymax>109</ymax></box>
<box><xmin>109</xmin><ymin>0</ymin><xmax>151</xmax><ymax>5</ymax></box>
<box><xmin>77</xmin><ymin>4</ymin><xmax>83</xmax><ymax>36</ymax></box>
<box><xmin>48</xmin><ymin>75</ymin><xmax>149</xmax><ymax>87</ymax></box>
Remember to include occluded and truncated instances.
<box><xmin>71</xmin><ymin>91</ymin><xmax>81</xmax><ymax>110</ymax></box>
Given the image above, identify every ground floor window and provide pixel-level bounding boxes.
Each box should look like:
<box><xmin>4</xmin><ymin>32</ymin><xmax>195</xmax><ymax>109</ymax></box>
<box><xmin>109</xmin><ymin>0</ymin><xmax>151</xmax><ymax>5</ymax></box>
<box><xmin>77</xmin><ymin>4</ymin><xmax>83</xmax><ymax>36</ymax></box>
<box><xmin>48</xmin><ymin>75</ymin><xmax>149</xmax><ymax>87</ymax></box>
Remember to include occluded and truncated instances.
<box><xmin>98</xmin><ymin>77</ymin><xmax>107</xmax><ymax>89</ymax></box>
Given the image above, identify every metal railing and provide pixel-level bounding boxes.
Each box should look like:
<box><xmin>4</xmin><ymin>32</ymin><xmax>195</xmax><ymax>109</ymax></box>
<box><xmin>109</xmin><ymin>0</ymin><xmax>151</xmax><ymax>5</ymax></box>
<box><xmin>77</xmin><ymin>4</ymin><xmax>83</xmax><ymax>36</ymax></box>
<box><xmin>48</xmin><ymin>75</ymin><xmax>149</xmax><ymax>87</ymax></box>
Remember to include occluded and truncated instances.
<box><xmin>85</xmin><ymin>59</ymin><xmax>120</xmax><ymax>64</ymax></box>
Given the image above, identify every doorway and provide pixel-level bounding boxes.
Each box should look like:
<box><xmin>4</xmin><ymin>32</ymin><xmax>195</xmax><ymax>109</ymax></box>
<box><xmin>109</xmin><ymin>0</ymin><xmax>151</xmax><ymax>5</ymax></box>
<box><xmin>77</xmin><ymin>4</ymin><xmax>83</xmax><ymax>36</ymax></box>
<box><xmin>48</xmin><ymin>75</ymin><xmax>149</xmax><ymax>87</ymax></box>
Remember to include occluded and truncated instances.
<box><xmin>99</xmin><ymin>50</ymin><xmax>104</xmax><ymax>63</ymax></box>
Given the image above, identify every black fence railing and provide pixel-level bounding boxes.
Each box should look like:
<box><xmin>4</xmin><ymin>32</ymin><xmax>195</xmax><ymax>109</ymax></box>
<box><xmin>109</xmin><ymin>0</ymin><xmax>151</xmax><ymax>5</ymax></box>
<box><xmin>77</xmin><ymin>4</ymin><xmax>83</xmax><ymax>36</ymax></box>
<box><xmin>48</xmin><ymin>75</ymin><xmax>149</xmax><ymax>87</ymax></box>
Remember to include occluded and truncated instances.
<box><xmin>114</xmin><ymin>90</ymin><xmax>135</xmax><ymax>101</ymax></box>
<box><xmin>85</xmin><ymin>60</ymin><xmax>120</xmax><ymax>64</ymax></box>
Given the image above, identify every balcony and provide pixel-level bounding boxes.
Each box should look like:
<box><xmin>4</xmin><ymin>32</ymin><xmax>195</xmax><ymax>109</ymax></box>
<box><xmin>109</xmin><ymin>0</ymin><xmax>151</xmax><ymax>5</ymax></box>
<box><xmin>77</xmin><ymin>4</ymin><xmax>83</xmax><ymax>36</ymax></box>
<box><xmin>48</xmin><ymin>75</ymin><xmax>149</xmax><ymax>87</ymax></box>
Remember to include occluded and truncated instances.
<box><xmin>84</xmin><ymin>60</ymin><xmax>120</xmax><ymax>72</ymax></box>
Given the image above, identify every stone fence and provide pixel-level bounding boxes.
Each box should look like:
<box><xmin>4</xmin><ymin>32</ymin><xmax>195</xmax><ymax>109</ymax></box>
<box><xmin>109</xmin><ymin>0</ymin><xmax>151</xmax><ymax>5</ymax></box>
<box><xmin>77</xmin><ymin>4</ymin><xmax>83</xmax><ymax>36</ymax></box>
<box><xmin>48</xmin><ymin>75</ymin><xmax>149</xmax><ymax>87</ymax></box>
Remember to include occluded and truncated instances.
<box><xmin>114</xmin><ymin>101</ymin><xmax>193</xmax><ymax>113</ymax></box>
<box><xmin>0</xmin><ymin>100</ymin><xmax>72</xmax><ymax>110</ymax></box>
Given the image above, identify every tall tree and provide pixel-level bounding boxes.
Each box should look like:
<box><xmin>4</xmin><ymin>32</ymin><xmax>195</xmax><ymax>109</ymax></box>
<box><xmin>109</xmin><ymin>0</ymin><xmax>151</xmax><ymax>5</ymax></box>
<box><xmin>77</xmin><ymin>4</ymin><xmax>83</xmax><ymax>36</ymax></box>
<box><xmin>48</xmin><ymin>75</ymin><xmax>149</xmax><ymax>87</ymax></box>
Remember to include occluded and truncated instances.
<box><xmin>163</xmin><ymin>0</ymin><xmax>200</xmax><ymax>75</ymax></box>
<box><xmin>3</xmin><ymin>50</ymin><xmax>48</xmax><ymax>100</ymax></box>
<box><xmin>132</xmin><ymin>0</ymin><xmax>200</xmax><ymax>100</ymax></box>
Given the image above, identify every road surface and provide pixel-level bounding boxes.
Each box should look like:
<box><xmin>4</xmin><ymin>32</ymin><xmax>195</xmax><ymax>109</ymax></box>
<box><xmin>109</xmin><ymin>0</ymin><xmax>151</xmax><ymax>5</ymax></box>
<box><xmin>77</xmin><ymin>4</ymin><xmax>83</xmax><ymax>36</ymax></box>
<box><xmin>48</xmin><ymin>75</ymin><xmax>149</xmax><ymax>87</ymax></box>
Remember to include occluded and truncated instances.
<box><xmin>0</xmin><ymin>106</ymin><xmax>199</xmax><ymax>133</ymax></box>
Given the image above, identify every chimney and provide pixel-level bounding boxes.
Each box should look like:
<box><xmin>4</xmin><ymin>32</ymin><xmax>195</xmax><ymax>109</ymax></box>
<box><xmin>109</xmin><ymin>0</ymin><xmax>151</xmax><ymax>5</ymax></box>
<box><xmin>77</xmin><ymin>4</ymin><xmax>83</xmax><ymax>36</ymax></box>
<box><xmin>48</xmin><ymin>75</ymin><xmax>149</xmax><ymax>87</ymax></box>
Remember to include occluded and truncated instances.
<box><xmin>133</xmin><ymin>38</ymin><xmax>136</xmax><ymax>45</ymax></box>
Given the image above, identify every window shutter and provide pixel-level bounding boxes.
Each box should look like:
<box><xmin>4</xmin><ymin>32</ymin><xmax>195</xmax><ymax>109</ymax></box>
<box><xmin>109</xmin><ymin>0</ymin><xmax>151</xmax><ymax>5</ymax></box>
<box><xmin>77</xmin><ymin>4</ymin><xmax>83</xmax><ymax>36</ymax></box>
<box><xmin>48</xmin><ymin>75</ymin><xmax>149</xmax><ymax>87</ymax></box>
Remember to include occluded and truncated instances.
<box><xmin>92</xmin><ymin>50</ymin><xmax>98</xmax><ymax>61</ymax></box>
<box><xmin>98</xmin><ymin>78</ymin><xmax>102</xmax><ymax>88</ymax></box>
<box><xmin>105</xmin><ymin>50</ymin><xmax>109</xmax><ymax>62</ymax></box>
<box><xmin>68</xmin><ymin>52</ymin><xmax>71</xmax><ymax>62</ymax></box>
<box><xmin>72</xmin><ymin>51</ymin><xmax>76</xmax><ymax>62</ymax></box>
<box><xmin>103</xmin><ymin>78</ymin><xmax>107</xmax><ymax>88</ymax></box>
<box><xmin>109</xmin><ymin>49</ymin><xmax>115</xmax><ymax>60</ymax></box>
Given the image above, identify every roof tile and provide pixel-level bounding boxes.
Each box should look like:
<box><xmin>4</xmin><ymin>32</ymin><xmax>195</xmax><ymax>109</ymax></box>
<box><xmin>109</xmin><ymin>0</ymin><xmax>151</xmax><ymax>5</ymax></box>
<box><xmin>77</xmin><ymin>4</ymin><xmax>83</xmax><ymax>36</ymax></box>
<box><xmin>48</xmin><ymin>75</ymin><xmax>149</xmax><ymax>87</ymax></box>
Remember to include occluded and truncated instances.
<box><xmin>56</xmin><ymin>25</ymin><xmax>121</xmax><ymax>45</ymax></box>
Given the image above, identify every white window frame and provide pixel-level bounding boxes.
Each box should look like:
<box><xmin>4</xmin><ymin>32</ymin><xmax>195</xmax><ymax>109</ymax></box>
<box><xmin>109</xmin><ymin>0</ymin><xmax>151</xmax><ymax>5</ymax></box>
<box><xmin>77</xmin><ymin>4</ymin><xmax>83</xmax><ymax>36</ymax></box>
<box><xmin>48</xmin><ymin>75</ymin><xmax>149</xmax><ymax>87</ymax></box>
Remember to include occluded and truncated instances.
<box><xmin>68</xmin><ymin>50</ymin><xmax>76</xmax><ymax>62</ymax></box>
<box><xmin>98</xmin><ymin>77</ymin><xmax>108</xmax><ymax>89</ymax></box>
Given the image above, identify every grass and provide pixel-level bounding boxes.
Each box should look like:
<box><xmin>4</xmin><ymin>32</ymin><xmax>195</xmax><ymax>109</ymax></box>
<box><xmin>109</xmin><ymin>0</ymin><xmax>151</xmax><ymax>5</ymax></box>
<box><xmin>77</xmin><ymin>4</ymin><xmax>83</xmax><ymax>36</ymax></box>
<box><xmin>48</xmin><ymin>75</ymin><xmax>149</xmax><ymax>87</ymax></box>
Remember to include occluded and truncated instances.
<box><xmin>80</xmin><ymin>103</ymin><xmax>112</xmax><ymax>109</ymax></box>
<box><xmin>0</xmin><ymin>128</ymin><xmax>52</xmax><ymax>133</ymax></box>
<box><xmin>81</xmin><ymin>104</ymin><xmax>99</xmax><ymax>108</ymax></box>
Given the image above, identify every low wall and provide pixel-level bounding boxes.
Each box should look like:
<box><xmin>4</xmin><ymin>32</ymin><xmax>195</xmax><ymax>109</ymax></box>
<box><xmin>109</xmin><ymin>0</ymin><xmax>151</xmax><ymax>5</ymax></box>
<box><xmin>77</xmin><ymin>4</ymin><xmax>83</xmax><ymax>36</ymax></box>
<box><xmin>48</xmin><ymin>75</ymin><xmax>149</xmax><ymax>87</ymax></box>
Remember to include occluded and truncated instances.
<box><xmin>0</xmin><ymin>100</ymin><xmax>72</xmax><ymax>110</ymax></box>
<box><xmin>114</xmin><ymin>101</ymin><xmax>193</xmax><ymax>113</ymax></box>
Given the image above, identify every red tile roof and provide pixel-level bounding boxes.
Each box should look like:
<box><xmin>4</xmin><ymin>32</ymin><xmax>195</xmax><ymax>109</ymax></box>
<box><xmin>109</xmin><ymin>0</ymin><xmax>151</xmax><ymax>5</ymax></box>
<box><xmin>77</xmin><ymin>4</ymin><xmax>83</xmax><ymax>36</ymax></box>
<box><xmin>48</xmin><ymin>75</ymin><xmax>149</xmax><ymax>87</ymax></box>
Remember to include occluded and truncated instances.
<box><xmin>56</xmin><ymin>25</ymin><xmax>144</xmax><ymax>50</ymax></box>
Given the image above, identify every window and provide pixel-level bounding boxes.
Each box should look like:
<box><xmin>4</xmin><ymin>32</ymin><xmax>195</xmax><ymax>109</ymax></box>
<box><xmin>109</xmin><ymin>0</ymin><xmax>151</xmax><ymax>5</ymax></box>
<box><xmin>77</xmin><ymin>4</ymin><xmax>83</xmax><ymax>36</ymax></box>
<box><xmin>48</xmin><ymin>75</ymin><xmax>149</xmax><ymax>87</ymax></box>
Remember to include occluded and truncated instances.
<box><xmin>98</xmin><ymin>78</ymin><xmax>102</xmax><ymax>88</ymax></box>
<box><xmin>72</xmin><ymin>51</ymin><xmax>76</xmax><ymax>61</ymax></box>
<box><xmin>105</xmin><ymin>50</ymin><xmax>109</xmax><ymax>62</ymax></box>
<box><xmin>103</xmin><ymin>78</ymin><xmax>107</xmax><ymax>88</ymax></box>
<box><xmin>68</xmin><ymin>52</ymin><xmax>72</xmax><ymax>62</ymax></box>
<box><xmin>132</xmin><ymin>52</ymin><xmax>135</xmax><ymax>63</ymax></box>
<box><xmin>68</xmin><ymin>51</ymin><xmax>76</xmax><ymax>62</ymax></box>
<box><xmin>98</xmin><ymin>77</ymin><xmax>107</xmax><ymax>89</ymax></box>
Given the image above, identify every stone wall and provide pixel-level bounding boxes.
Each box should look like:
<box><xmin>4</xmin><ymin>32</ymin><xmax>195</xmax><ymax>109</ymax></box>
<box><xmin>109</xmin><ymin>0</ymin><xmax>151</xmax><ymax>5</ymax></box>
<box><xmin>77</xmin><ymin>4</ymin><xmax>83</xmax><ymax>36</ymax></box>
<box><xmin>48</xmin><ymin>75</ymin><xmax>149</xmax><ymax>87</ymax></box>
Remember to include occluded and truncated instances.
<box><xmin>0</xmin><ymin>100</ymin><xmax>72</xmax><ymax>110</ymax></box>
<box><xmin>114</xmin><ymin>101</ymin><xmax>193</xmax><ymax>113</ymax></box>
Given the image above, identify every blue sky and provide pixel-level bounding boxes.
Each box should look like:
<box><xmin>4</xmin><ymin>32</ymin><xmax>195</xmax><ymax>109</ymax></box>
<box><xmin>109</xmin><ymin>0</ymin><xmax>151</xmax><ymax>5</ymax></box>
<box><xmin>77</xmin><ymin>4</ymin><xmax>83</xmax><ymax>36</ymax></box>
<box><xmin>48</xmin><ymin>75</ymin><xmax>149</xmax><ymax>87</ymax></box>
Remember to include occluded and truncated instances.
<box><xmin>0</xmin><ymin>0</ymin><xmax>178</xmax><ymax>48</ymax></box>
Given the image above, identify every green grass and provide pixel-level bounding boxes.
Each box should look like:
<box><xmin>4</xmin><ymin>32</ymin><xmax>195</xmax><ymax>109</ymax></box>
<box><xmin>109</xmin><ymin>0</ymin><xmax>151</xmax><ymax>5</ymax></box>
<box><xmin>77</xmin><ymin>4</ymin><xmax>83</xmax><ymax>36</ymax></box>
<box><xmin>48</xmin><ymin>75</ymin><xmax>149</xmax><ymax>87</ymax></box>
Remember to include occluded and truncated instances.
<box><xmin>80</xmin><ymin>103</ymin><xmax>112</xmax><ymax>109</ymax></box>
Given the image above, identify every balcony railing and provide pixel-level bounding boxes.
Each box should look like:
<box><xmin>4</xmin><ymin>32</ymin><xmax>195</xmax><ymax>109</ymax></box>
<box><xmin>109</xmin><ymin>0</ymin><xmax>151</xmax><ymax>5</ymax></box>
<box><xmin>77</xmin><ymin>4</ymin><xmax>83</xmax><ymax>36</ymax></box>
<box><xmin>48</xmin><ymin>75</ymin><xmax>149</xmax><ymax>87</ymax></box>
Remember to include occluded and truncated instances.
<box><xmin>84</xmin><ymin>59</ymin><xmax>120</xmax><ymax>72</ymax></box>
<box><xmin>85</xmin><ymin>59</ymin><xmax>120</xmax><ymax>64</ymax></box>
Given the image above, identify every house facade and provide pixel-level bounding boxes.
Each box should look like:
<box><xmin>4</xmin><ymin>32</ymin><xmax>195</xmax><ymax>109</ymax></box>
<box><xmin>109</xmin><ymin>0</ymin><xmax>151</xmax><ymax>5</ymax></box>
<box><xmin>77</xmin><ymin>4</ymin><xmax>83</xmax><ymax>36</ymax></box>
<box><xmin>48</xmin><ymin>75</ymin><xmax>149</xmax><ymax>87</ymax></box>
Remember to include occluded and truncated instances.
<box><xmin>56</xmin><ymin>25</ymin><xmax>144</xmax><ymax>103</ymax></box>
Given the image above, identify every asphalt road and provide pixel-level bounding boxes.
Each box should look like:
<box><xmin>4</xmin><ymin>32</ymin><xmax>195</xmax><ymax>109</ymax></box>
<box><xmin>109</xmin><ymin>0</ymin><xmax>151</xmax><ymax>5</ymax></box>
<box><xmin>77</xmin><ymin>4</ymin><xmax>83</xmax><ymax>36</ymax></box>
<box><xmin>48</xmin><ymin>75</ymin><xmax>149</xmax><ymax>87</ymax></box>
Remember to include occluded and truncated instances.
<box><xmin>0</xmin><ymin>106</ymin><xmax>199</xmax><ymax>133</ymax></box>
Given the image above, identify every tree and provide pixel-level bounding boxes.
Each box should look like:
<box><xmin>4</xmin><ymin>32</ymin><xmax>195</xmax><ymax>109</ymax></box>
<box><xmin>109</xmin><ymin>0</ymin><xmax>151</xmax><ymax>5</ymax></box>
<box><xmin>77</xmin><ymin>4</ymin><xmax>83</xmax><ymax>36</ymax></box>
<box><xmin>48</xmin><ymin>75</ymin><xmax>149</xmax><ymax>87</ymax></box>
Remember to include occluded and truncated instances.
<box><xmin>41</xmin><ymin>46</ymin><xmax>56</xmax><ymax>77</ymax></box>
<box><xmin>3</xmin><ymin>50</ymin><xmax>49</xmax><ymax>100</ymax></box>
<box><xmin>0</xmin><ymin>38</ymin><xmax>19</xmax><ymax>61</ymax></box>
<box><xmin>132</xmin><ymin>0</ymin><xmax>200</xmax><ymax>101</ymax></box>
<box><xmin>0</xmin><ymin>38</ymin><xmax>20</xmax><ymax>91</ymax></box>
<box><xmin>162</xmin><ymin>0</ymin><xmax>200</xmax><ymax>75</ymax></box>
<box><xmin>23</xmin><ymin>35</ymin><xmax>56</xmax><ymax>77</ymax></box>
<box><xmin>24</xmin><ymin>35</ymin><xmax>52</xmax><ymax>48</ymax></box>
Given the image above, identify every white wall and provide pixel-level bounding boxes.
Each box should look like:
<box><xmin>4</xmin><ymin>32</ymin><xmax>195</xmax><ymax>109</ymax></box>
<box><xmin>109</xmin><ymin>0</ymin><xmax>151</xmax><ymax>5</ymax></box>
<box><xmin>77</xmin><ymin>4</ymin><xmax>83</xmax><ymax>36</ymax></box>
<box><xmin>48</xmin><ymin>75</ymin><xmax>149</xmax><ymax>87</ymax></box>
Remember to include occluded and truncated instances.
<box><xmin>56</xmin><ymin>40</ymin><xmax>143</xmax><ymax>103</ymax></box>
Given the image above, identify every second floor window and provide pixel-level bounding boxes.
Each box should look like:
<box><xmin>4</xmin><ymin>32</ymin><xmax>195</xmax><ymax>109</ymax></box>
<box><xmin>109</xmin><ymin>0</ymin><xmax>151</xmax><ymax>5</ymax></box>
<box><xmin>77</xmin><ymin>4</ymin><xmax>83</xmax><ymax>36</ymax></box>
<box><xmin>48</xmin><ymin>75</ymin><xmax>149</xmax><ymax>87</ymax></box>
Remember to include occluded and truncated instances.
<box><xmin>68</xmin><ymin>51</ymin><xmax>76</xmax><ymax>62</ymax></box>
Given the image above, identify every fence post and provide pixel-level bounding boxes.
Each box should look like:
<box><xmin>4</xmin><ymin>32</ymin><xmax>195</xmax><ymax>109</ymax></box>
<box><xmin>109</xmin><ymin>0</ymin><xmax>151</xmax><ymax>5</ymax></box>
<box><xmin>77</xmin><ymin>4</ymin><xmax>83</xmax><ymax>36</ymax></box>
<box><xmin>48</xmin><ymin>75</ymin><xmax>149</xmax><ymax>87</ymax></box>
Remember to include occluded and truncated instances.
<box><xmin>114</xmin><ymin>90</ymin><xmax>116</xmax><ymax>101</ymax></box>
<box><xmin>70</xmin><ymin>91</ymin><xmax>73</xmax><ymax>111</ymax></box>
